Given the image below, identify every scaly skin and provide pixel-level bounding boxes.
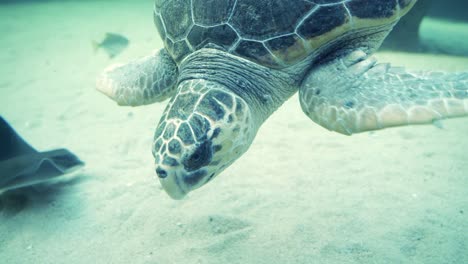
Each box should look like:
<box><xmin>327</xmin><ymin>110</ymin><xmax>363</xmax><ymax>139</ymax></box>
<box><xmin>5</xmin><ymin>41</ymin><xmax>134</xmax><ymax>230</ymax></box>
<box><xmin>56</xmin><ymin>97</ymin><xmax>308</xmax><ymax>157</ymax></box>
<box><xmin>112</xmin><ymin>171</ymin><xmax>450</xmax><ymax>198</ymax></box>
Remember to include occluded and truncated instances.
<box><xmin>152</xmin><ymin>79</ymin><xmax>255</xmax><ymax>199</ymax></box>
<box><xmin>97</xmin><ymin>0</ymin><xmax>468</xmax><ymax>199</ymax></box>
<box><xmin>96</xmin><ymin>49</ymin><xmax>178</xmax><ymax>106</ymax></box>
<box><xmin>152</xmin><ymin>48</ymin><xmax>296</xmax><ymax>199</ymax></box>
<box><xmin>299</xmin><ymin>50</ymin><xmax>468</xmax><ymax>135</ymax></box>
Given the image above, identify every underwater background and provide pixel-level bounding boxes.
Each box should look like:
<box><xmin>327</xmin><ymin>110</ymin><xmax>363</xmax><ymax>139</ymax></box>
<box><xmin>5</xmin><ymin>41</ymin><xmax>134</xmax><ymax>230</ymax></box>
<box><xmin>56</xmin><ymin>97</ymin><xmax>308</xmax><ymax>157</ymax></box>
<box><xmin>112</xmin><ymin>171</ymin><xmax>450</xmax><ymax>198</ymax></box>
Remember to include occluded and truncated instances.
<box><xmin>0</xmin><ymin>0</ymin><xmax>467</xmax><ymax>263</ymax></box>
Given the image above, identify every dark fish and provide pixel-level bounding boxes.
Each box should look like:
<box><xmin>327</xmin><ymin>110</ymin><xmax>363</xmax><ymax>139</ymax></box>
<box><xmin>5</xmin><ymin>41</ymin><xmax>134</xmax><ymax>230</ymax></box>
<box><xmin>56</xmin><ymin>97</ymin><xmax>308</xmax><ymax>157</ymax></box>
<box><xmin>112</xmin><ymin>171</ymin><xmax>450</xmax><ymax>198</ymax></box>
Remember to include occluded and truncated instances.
<box><xmin>93</xmin><ymin>32</ymin><xmax>130</xmax><ymax>59</ymax></box>
<box><xmin>0</xmin><ymin>117</ymin><xmax>84</xmax><ymax>195</ymax></box>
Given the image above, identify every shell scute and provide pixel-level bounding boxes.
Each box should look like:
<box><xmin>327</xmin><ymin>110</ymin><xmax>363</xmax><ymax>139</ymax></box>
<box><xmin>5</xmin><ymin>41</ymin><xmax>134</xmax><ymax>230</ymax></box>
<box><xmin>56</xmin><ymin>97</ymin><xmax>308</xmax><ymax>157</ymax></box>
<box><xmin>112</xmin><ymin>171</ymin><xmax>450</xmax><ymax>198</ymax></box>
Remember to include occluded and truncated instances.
<box><xmin>187</xmin><ymin>24</ymin><xmax>238</xmax><ymax>50</ymax></box>
<box><xmin>192</xmin><ymin>0</ymin><xmax>236</xmax><ymax>26</ymax></box>
<box><xmin>346</xmin><ymin>0</ymin><xmax>397</xmax><ymax>19</ymax></box>
<box><xmin>155</xmin><ymin>0</ymin><xmax>414</xmax><ymax>68</ymax></box>
<box><xmin>160</xmin><ymin>0</ymin><xmax>193</xmax><ymax>41</ymax></box>
<box><xmin>234</xmin><ymin>40</ymin><xmax>278</xmax><ymax>68</ymax></box>
<box><xmin>297</xmin><ymin>5</ymin><xmax>348</xmax><ymax>39</ymax></box>
<box><xmin>229</xmin><ymin>0</ymin><xmax>315</xmax><ymax>40</ymax></box>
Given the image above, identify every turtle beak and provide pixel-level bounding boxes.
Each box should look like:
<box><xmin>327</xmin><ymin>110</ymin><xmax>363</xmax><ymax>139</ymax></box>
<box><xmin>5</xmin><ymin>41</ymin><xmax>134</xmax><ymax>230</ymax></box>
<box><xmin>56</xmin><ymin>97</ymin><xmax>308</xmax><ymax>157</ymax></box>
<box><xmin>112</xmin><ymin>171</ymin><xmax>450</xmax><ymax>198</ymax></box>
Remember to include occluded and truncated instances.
<box><xmin>157</xmin><ymin>168</ymin><xmax>187</xmax><ymax>199</ymax></box>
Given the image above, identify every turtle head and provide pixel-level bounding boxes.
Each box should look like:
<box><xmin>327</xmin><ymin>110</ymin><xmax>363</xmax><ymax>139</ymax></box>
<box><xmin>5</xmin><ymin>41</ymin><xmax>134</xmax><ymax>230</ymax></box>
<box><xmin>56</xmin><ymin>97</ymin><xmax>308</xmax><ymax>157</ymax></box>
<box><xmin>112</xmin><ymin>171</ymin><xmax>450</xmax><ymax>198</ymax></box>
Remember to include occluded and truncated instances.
<box><xmin>153</xmin><ymin>80</ymin><xmax>256</xmax><ymax>199</ymax></box>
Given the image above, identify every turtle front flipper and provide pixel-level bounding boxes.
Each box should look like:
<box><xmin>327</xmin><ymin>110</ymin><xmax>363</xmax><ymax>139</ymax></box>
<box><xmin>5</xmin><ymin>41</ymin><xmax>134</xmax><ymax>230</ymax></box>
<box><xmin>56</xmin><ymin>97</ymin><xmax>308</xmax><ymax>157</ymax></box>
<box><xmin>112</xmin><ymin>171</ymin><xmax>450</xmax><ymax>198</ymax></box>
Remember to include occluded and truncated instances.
<box><xmin>299</xmin><ymin>50</ymin><xmax>468</xmax><ymax>135</ymax></box>
<box><xmin>96</xmin><ymin>49</ymin><xmax>178</xmax><ymax>106</ymax></box>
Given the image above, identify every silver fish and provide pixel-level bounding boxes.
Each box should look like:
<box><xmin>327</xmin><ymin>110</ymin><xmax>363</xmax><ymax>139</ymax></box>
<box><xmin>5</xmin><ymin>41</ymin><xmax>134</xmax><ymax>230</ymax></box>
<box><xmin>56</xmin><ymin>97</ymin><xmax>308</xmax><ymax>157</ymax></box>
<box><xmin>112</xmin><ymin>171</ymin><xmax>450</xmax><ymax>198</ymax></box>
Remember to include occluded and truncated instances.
<box><xmin>93</xmin><ymin>32</ymin><xmax>129</xmax><ymax>59</ymax></box>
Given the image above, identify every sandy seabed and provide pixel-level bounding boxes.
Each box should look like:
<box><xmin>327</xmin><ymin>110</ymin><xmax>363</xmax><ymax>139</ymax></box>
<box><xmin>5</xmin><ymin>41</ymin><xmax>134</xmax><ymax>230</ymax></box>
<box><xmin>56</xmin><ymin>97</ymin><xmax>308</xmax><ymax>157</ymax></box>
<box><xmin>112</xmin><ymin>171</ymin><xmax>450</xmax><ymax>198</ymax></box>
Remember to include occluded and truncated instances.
<box><xmin>0</xmin><ymin>1</ymin><xmax>467</xmax><ymax>264</ymax></box>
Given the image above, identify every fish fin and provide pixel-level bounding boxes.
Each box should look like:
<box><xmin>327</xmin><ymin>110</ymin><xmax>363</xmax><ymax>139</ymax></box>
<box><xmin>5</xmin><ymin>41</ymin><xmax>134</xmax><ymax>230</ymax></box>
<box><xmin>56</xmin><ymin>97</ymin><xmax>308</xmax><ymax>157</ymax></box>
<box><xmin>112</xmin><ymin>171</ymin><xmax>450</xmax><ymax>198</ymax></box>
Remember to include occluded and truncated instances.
<box><xmin>0</xmin><ymin>149</ymin><xmax>84</xmax><ymax>194</ymax></box>
<box><xmin>0</xmin><ymin>116</ymin><xmax>85</xmax><ymax>194</ymax></box>
<box><xmin>0</xmin><ymin>116</ymin><xmax>37</xmax><ymax>161</ymax></box>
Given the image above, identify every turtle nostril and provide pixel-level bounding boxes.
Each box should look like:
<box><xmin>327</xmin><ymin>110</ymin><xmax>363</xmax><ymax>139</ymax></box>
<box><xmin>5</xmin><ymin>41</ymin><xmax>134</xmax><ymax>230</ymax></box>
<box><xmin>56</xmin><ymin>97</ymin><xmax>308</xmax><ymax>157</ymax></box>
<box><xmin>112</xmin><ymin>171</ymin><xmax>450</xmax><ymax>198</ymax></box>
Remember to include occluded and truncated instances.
<box><xmin>156</xmin><ymin>167</ymin><xmax>168</xmax><ymax>179</ymax></box>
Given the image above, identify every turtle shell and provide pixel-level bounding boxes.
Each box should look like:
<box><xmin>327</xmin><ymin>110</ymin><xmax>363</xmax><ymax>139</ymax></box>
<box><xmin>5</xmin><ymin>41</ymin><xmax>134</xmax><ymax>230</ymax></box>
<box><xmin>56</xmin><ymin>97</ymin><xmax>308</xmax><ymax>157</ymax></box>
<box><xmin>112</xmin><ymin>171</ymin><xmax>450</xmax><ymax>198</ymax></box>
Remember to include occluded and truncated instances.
<box><xmin>154</xmin><ymin>0</ymin><xmax>416</xmax><ymax>68</ymax></box>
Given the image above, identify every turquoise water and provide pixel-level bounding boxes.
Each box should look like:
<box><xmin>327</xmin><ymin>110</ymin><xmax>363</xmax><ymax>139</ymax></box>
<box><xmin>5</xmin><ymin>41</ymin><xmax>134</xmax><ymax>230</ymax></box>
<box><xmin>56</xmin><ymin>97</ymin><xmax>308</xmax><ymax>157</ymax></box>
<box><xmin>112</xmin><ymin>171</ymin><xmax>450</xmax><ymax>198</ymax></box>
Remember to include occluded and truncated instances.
<box><xmin>0</xmin><ymin>1</ymin><xmax>467</xmax><ymax>263</ymax></box>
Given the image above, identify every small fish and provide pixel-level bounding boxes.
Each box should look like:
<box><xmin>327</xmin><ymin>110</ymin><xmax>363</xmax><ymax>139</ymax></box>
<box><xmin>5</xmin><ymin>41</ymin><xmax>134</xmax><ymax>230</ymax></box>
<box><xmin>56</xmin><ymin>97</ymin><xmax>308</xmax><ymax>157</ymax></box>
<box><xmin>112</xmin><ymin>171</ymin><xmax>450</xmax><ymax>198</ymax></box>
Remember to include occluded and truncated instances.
<box><xmin>93</xmin><ymin>32</ymin><xmax>129</xmax><ymax>59</ymax></box>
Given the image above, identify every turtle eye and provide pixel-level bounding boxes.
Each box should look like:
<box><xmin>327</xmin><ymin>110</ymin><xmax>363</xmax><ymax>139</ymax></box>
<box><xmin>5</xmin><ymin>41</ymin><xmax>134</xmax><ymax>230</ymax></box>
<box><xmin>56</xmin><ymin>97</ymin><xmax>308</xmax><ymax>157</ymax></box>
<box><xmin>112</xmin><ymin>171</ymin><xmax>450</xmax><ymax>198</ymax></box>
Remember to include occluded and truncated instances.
<box><xmin>184</xmin><ymin>141</ymin><xmax>212</xmax><ymax>171</ymax></box>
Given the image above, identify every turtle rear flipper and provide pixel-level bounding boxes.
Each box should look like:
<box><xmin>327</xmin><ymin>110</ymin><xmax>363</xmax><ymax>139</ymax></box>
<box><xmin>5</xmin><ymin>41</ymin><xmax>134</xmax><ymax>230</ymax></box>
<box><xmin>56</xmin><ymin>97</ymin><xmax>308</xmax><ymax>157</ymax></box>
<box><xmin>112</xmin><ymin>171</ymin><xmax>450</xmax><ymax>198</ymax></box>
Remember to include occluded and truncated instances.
<box><xmin>299</xmin><ymin>50</ymin><xmax>468</xmax><ymax>135</ymax></box>
<box><xmin>96</xmin><ymin>49</ymin><xmax>178</xmax><ymax>106</ymax></box>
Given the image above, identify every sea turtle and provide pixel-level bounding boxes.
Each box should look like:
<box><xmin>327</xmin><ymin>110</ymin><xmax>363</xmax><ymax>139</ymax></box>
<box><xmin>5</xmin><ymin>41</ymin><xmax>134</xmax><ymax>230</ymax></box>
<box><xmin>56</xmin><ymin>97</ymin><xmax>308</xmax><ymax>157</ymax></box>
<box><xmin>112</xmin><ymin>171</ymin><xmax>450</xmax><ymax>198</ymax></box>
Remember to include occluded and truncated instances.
<box><xmin>97</xmin><ymin>0</ymin><xmax>468</xmax><ymax>199</ymax></box>
<box><xmin>382</xmin><ymin>0</ymin><xmax>432</xmax><ymax>51</ymax></box>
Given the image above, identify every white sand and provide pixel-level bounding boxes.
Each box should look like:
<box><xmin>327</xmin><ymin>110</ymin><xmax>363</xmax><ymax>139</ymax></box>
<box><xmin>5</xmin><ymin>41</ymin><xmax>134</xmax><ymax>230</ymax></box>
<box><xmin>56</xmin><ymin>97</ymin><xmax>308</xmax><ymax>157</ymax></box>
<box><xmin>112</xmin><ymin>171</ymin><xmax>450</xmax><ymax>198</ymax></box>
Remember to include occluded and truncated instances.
<box><xmin>0</xmin><ymin>1</ymin><xmax>467</xmax><ymax>263</ymax></box>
